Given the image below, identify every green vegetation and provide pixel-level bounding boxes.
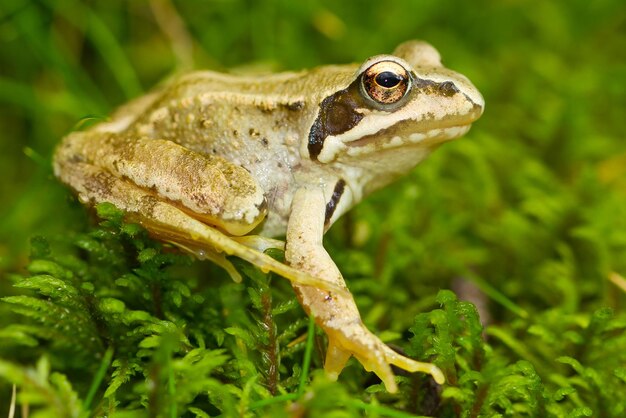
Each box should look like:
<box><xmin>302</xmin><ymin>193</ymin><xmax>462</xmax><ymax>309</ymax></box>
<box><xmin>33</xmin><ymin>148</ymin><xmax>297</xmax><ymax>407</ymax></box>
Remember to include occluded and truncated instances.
<box><xmin>1</xmin><ymin>0</ymin><xmax>625</xmax><ymax>416</ymax></box>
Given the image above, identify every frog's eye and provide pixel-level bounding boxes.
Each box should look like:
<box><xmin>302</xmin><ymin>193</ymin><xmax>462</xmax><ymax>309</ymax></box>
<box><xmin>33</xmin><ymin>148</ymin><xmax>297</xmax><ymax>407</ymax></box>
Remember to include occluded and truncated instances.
<box><xmin>361</xmin><ymin>60</ymin><xmax>410</xmax><ymax>107</ymax></box>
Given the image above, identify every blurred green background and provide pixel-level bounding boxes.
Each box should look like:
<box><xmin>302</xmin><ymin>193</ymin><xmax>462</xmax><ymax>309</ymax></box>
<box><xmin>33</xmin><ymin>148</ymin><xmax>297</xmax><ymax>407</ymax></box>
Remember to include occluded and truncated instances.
<box><xmin>2</xmin><ymin>0</ymin><xmax>625</xmax><ymax>283</ymax></box>
<box><xmin>1</xmin><ymin>0</ymin><xmax>626</xmax><ymax>415</ymax></box>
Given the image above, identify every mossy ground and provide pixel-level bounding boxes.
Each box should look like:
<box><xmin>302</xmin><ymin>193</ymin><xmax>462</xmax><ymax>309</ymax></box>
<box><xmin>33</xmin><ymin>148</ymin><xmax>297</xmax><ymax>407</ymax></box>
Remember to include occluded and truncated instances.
<box><xmin>1</xmin><ymin>1</ymin><xmax>626</xmax><ymax>417</ymax></box>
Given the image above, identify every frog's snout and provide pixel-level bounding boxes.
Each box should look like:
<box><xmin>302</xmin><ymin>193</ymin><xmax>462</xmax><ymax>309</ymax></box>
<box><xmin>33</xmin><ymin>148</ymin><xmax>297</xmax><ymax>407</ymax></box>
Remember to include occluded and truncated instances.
<box><xmin>454</xmin><ymin>76</ymin><xmax>484</xmax><ymax>121</ymax></box>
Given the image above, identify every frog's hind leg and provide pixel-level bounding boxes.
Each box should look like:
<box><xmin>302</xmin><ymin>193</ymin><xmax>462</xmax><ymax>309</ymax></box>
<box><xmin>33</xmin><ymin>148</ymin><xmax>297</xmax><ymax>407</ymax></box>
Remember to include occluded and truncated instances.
<box><xmin>169</xmin><ymin>241</ymin><xmax>243</xmax><ymax>283</ymax></box>
<box><xmin>55</xmin><ymin>131</ymin><xmax>267</xmax><ymax>236</ymax></box>
<box><xmin>232</xmin><ymin>236</ymin><xmax>285</xmax><ymax>253</ymax></box>
<box><xmin>171</xmin><ymin>235</ymin><xmax>285</xmax><ymax>282</ymax></box>
<box><xmin>55</xmin><ymin>160</ymin><xmax>344</xmax><ymax>293</ymax></box>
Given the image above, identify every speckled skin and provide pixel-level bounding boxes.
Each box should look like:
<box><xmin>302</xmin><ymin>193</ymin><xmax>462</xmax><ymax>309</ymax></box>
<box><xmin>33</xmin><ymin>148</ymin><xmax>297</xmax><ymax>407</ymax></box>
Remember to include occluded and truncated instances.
<box><xmin>54</xmin><ymin>41</ymin><xmax>483</xmax><ymax>392</ymax></box>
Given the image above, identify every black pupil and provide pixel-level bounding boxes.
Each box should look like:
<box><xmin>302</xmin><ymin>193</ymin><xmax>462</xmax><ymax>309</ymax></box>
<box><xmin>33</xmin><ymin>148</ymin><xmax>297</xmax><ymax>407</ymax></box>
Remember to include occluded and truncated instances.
<box><xmin>375</xmin><ymin>71</ymin><xmax>403</xmax><ymax>88</ymax></box>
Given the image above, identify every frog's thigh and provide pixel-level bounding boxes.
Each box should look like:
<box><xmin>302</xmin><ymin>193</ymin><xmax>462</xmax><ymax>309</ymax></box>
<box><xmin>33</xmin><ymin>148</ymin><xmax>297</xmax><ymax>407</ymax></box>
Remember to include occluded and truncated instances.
<box><xmin>57</xmin><ymin>160</ymin><xmax>343</xmax><ymax>291</ymax></box>
<box><xmin>55</xmin><ymin>132</ymin><xmax>265</xmax><ymax>236</ymax></box>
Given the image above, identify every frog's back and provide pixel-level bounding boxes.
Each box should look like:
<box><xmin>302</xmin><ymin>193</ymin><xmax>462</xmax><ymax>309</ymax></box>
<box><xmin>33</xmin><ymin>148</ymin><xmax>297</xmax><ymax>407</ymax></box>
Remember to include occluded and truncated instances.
<box><xmin>148</xmin><ymin>65</ymin><xmax>356</xmax><ymax>101</ymax></box>
<box><xmin>117</xmin><ymin>65</ymin><xmax>353</xmax><ymax>157</ymax></box>
<box><xmin>100</xmin><ymin>66</ymin><xmax>354</xmax><ymax>236</ymax></box>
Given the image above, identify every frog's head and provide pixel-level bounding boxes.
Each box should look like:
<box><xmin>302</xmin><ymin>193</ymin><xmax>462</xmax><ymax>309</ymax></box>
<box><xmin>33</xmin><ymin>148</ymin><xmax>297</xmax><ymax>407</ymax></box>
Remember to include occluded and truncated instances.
<box><xmin>307</xmin><ymin>41</ymin><xmax>484</xmax><ymax>177</ymax></box>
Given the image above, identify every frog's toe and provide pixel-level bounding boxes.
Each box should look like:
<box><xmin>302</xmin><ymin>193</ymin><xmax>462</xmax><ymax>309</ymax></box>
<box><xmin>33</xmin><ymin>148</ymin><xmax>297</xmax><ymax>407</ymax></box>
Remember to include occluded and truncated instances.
<box><xmin>325</xmin><ymin>333</ymin><xmax>398</xmax><ymax>392</ymax></box>
<box><xmin>382</xmin><ymin>345</ymin><xmax>445</xmax><ymax>384</ymax></box>
<box><xmin>171</xmin><ymin>241</ymin><xmax>243</xmax><ymax>283</ymax></box>
<box><xmin>324</xmin><ymin>339</ymin><xmax>351</xmax><ymax>381</ymax></box>
<box><xmin>354</xmin><ymin>339</ymin><xmax>444</xmax><ymax>392</ymax></box>
<box><xmin>353</xmin><ymin>348</ymin><xmax>398</xmax><ymax>393</ymax></box>
<box><xmin>323</xmin><ymin>327</ymin><xmax>399</xmax><ymax>392</ymax></box>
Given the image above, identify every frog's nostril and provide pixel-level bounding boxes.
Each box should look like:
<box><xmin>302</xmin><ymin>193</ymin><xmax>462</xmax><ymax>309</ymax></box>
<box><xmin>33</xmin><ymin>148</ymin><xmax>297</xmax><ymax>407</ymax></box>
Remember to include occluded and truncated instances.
<box><xmin>438</xmin><ymin>81</ymin><xmax>459</xmax><ymax>96</ymax></box>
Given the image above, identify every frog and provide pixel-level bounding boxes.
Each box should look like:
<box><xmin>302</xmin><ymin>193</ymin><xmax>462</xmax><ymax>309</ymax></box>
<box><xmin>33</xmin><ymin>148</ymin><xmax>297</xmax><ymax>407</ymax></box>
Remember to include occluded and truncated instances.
<box><xmin>53</xmin><ymin>40</ymin><xmax>483</xmax><ymax>393</ymax></box>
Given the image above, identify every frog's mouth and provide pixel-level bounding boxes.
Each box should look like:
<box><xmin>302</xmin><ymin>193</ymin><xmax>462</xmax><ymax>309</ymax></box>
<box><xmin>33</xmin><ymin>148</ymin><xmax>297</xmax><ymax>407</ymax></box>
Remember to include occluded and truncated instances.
<box><xmin>346</xmin><ymin>105</ymin><xmax>482</xmax><ymax>150</ymax></box>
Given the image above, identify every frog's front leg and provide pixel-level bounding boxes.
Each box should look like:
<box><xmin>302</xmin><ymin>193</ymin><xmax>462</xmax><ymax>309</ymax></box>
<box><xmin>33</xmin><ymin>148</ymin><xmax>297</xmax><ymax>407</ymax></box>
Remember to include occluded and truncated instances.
<box><xmin>286</xmin><ymin>187</ymin><xmax>444</xmax><ymax>393</ymax></box>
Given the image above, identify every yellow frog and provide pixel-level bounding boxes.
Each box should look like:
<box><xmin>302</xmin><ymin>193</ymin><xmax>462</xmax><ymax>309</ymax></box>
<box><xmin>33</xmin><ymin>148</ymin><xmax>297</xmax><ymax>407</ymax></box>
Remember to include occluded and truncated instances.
<box><xmin>54</xmin><ymin>40</ymin><xmax>483</xmax><ymax>393</ymax></box>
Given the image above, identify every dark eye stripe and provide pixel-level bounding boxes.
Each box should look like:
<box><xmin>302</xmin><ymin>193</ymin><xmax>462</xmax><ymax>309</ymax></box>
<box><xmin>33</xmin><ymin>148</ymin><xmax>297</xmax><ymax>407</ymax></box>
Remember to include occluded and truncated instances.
<box><xmin>308</xmin><ymin>81</ymin><xmax>368</xmax><ymax>160</ymax></box>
